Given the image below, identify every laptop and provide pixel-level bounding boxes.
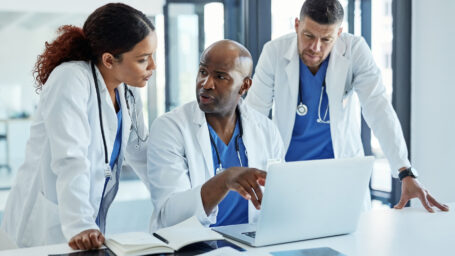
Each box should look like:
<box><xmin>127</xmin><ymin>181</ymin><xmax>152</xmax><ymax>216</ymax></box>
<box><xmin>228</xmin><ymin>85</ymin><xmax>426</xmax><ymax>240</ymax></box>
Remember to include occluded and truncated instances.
<box><xmin>212</xmin><ymin>156</ymin><xmax>374</xmax><ymax>247</ymax></box>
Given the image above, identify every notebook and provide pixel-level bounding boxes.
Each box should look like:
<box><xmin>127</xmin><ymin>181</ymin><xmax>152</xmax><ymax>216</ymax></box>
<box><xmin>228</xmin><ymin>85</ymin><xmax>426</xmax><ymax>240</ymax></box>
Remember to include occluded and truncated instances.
<box><xmin>105</xmin><ymin>216</ymin><xmax>224</xmax><ymax>256</ymax></box>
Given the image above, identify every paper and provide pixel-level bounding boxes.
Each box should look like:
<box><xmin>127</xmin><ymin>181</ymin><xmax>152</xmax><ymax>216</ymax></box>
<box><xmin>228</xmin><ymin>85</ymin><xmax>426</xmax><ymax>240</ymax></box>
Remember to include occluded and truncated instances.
<box><xmin>197</xmin><ymin>246</ymin><xmax>247</xmax><ymax>256</ymax></box>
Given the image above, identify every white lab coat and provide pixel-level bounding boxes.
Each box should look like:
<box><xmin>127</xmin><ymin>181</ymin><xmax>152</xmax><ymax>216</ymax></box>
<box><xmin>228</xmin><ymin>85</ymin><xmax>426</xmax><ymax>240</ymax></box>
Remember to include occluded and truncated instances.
<box><xmin>246</xmin><ymin>33</ymin><xmax>410</xmax><ymax>175</ymax></box>
<box><xmin>147</xmin><ymin>100</ymin><xmax>285</xmax><ymax>231</ymax></box>
<box><xmin>0</xmin><ymin>61</ymin><xmax>149</xmax><ymax>247</ymax></box>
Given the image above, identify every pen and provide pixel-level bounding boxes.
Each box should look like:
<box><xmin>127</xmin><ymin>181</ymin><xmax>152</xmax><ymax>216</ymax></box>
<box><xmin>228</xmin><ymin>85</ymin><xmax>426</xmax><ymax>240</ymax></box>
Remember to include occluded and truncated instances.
<box><xmin>153</xmin><ymin>232</ymin><xmax>169</xmax><ymax>244</ymax></box>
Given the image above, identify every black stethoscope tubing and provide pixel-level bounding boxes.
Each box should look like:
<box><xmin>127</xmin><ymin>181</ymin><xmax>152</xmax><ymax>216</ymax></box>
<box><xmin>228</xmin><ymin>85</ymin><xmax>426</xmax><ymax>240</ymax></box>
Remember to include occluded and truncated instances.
<box><xmin>91</xmin><ymin>62</ymin><xmax>112</xmax><ymax>230</ymax></box>
<box><xmin>91</xmin><ymin>62</ymin><xmax>148</xmax><ymax>174</ymax></box>
<box><xmin>91</xmin><ymin>62</ymin><xmax>149</xmax><ymax>230</ymax></box>
<box><xmin>91</xmin><ymin>62</ymin><xmax>110</xmax><ymax>171</ymax></box>
<box><xmin>208</xmin><ymin>107</ymin><xmax>244</xmax><ymax>174</ymax></box>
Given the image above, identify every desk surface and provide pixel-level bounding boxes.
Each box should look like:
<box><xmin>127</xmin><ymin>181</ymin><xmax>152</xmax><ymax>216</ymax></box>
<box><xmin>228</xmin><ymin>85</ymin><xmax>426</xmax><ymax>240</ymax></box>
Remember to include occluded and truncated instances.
<box><xmin>2</xmin><ymin>203</ymin><xmax>454</xmax><ymax>256</ymax></box>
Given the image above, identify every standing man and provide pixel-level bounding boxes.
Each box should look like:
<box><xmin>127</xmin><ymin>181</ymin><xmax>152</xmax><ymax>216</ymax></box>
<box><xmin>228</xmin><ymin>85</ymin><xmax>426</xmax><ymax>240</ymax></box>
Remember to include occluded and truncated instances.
<box><xmin>147</xmin><ymin>40</ymin><xmax>284</xmax><ymax>230</ymax></box>
<box><xmin>245</xmin><ymin>0</ymin><xmax>448</xmax><ymax>212</ymax></box>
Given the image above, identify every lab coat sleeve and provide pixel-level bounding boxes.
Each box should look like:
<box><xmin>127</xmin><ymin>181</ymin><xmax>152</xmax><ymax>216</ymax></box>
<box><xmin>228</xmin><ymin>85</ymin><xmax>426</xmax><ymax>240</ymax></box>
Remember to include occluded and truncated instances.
<box><xmin>351</xmin><ymin>37</ymin><xmax>411</xmax><ymax>176</ymax></box>
<box><xmin>122</xmin><ymin>88</ymin><xmax>149</xmax><ymax>191</ymax></box>
<box><xmin>271</xmin><ymin>121</ymin><xmax>286</xmax><ymax>162</ymax></box>
<box><xmin>40</xmin><ymin>64</ymin><xmax>99</xmax><ymax>240</ymax></box>
<box><xmin>245</xmin><ymin>41</ymin><xmax>276</xmax><ymax>116</ymax></box>
<box><xmin>147</xmin><ymin>116</ymin><xmax>217</xmax><ymax>231</ymax></box>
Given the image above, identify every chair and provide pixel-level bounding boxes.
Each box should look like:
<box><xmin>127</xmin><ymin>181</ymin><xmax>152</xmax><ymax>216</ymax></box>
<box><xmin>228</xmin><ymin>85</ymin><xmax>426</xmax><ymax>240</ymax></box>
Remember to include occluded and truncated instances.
<box><xmin>0</xmin><ymin>228</ymin><xmax>17</xmax><ymax>250</ymax></box>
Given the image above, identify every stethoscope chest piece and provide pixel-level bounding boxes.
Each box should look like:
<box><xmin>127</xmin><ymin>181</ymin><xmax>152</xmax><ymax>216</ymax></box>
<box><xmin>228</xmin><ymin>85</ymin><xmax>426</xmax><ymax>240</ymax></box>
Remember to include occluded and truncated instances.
<box><xmin>296</xmin><ymin>103</ymin><xmax>308</xmax><ymax>116</ymax></box>
<box><xmin>215</xmin><ymin>166</ymin><xmax>225</xmax><ymax>175</ymax></box>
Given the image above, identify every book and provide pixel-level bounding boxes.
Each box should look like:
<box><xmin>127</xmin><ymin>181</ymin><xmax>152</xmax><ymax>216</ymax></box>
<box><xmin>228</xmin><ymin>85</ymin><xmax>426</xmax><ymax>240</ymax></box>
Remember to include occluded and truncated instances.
<box><xmin>105</xmin><ymin>216</ymin><xmax>224</xmax><ymax>256</ymax></box>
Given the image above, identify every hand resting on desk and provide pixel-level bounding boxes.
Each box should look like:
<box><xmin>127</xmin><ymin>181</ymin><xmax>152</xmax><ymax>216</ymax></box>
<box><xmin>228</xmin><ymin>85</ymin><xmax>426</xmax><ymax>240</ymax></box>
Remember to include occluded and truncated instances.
<box><xmin>68</xmin><ymin>229</ymin><xmax>105</xmax><ymax>250</ymax></box>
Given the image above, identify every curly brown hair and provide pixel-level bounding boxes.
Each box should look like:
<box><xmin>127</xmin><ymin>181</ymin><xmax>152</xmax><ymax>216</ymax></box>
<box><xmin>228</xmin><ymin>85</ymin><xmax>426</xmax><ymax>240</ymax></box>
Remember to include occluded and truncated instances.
<box><xmin>33</xmin><ymin>3</ymin><xmax>155</xmax><ymax>92</ymax></box>
<box><xmin>33</xmin><ymin>25</ymin><xmax>91</xmax><ymax>89</ymax></box>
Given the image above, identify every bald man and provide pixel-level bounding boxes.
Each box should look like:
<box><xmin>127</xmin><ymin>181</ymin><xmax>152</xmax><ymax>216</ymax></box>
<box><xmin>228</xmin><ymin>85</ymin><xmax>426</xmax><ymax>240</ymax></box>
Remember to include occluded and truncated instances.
<box><xmin>147</xmin><ymin>40</ymin><xmax>285</xmax><ymax>230</ymax></box>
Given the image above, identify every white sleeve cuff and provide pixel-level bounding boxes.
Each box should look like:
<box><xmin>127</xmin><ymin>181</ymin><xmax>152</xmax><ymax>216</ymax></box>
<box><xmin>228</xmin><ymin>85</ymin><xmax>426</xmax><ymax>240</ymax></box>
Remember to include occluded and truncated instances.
<box><xmin>150</xmin><ymin>185</ymin><xmax>218</xmax><ymax>231</ymax></box>
<box><xmin>194</xmin><ymin>185</ymin><xmax>218</xmax><ymax>227</ymax></box>
<box><xmin>390</xmin><ymin>160</ymin><xmax>411</xmax><ymax>178</ymax></box>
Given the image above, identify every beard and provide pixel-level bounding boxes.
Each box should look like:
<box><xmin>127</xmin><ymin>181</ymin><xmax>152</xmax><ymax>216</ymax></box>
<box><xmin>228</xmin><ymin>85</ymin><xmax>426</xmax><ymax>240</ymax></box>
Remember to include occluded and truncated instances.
<box><xmin>299</xmin><ymin>50</ymin><xmax>324</xmax><ymax>67</ymax></box>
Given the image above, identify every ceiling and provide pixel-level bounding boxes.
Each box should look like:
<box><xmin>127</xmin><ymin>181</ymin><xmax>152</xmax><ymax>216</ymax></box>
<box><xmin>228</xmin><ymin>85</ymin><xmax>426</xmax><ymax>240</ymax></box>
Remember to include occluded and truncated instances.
<box><xmin>0</xmin><ymin>11</ymin><xmax>86</xmax><ymax>31</ymax></box>
<box><xmin>0</xmin><ymin>0</ymin><xmax>163</xmax><ymax>32</ymax></box>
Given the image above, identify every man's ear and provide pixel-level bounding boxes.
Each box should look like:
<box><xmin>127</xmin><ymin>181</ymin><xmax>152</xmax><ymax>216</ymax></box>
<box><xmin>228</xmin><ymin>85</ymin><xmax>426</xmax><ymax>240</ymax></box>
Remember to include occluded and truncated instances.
<box><xmin>337</xmin><ymin>26</ymin><xmax>343</xmax><ymax>37</ymax></box>
<box><xmin>239</xmin><ymin>77</ymin><xmax>252</xmax><ymax>96</ymax></box>
<box><xmin>101</xmin><ymin>52</ymin><xmax>115</xmax><ymax>69</ymax></box>
<box><xmin>294</xmin><ymin>17</ymin><xmax>300</xmax><ymax>34</ymax></box>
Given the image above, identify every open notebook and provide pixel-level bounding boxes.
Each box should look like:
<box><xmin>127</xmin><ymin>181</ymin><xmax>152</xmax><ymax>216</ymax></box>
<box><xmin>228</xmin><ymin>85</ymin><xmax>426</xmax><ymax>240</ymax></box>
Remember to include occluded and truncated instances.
<box><xmin>105</xmin><ymin>216</ymin><xmax>224</xmax><ymax>256</ymax></box>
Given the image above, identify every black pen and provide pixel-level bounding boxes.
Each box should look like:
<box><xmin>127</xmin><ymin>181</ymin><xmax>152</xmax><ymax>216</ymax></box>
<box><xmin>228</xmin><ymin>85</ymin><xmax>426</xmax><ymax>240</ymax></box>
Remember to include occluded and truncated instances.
<box><xmin>153</xmin><ymin>232</ymin><xmax>169</xmax><ymax>244</ymax></box>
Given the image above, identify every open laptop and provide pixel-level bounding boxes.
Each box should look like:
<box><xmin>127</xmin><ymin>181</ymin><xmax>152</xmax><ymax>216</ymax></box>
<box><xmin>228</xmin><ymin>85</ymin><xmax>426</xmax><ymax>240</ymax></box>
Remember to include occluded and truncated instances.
<box><xmin>212</xmin><ymin>156</ymin><xmax>374</xmax><ymax>247</ymax></box>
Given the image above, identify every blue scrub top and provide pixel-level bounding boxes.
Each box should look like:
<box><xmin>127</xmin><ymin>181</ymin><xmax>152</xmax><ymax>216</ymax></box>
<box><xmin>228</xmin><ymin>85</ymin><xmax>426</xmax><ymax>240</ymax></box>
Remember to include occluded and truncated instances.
<box><xmin>208</xmin><ymin>119</ymin><xmax>249</xmax><ymax>227</ymax></box>
<box><xmin>285</xmin><ymin>57</ymin><xmax>334</xmax><ymax>161</ymax></box>
<box><xmin>110</xmin><ymin>89</ymin><xmax>123</xmax><ymax>169</ymax></box>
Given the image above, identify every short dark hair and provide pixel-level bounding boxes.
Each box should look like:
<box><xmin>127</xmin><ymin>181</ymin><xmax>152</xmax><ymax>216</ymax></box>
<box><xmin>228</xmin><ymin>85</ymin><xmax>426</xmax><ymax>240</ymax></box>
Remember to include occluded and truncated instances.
<box><xmin>300</xmin><ymin>0</ymin><xmax>344</xmax><ymax>25</ymax></box>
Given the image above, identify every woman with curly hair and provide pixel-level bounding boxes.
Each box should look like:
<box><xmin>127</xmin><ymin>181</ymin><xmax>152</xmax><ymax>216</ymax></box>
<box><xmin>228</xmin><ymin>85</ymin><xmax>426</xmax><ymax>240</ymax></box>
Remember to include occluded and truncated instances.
<box><xmin>1</xmin><ymin>3</ymin><xmax>156</xmax><ymax>250</ymax></box>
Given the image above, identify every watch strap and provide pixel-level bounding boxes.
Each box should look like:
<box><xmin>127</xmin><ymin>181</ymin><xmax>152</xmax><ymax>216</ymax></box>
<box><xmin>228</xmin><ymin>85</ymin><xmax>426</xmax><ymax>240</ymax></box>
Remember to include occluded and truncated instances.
<box><xmin>398</xmin><ymin>167</ymin><xmax>416</xmax><ymax>181</ymax></box>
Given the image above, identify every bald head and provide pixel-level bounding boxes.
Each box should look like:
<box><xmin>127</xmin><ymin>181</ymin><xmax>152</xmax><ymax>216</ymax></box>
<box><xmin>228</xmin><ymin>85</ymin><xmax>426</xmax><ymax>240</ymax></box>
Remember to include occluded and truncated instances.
<box><xmin>200</xmin><ymin>40</ymin><xmax>253</xmax><ymax>78</ymax></box>
<box><xmin>196</xmin><ymin>40</ymin><xmax>254</xmax><ymax>116</ymax></box>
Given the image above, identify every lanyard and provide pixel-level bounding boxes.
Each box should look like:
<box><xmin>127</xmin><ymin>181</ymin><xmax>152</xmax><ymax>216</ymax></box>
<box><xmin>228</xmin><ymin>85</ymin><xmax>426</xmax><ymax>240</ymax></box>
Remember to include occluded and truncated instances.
<box><xmin>208</xmin><ymin>108</ymin><xmax>244</xmax><ymax>174</ymax></box>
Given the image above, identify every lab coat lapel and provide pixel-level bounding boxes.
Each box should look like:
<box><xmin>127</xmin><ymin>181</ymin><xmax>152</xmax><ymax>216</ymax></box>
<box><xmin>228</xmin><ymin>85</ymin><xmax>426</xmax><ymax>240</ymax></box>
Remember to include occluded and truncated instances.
<box><xmin>280</xmin><ymin>36</ymin><xmax>300</xmax><ymax>149</ymax></box>
<box><xmin>193</xmin><ymin>104</ymin><xmax>214</xmax><ymax>179</ymax></box>
<box><xmin>326</xmin><ymin>38</ymin><xmax>349</xmax><ymax>114</ymax></box>
<box><xmin>238</xmin><ymin>102</ymin><xmax>262</xmax><ymax>223</ymax></box>
<box><xmin>237</xmin><ymin>101</ymin><xmax>258</xmax><ymax>168</ymax></box>
<box><xmin>284</xmin><ymin>36</ymin><xmax>300</xmax><ymax>114</ymax></box>
<box><xmin>326</xmin><ymin>38</ymin><xmax>349</xmax><ymax>158</ymax></box>
<box><xmin>94</xmin><ymin>65</ymin><xmax>117</xmax><ymax>161</ymax></box>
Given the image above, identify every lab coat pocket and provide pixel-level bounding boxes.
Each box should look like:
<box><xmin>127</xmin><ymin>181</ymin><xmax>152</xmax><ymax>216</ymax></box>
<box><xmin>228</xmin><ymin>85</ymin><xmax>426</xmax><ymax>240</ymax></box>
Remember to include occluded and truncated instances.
<box><xmin>20</xmin><ymin>192</ymin><xmax>64</xmax><ymax>247</ymax></box>
<box><xmin>342</xmin><ymin>88</ymin><xmax>353</xmax><ymax>109</ymax></box>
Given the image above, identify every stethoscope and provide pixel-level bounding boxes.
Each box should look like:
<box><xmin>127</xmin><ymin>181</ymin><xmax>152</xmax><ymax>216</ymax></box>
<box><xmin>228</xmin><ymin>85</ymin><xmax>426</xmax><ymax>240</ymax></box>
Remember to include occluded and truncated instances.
<box><xmin>296</xmin><ymin>80</ymin><xmax>330</xmax><ymax>124</ymax></box>
<box><xmin>90</xmin><ymin>63</ymin><xmax>148</xmax><ymax>178</ymax></box>
<box><xmin>208</xmin><ymin>108</ymin><xmax>245</xmax><ymax>175</ymax></box>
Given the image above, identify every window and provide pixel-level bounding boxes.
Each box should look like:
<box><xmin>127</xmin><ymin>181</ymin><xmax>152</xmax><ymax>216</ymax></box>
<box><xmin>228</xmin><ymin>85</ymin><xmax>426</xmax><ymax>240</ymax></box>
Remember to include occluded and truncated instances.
<box><xmin>164</xmin><ymin>1</ymin><xmax>225</xmax><ymax>111</ymax></box>
<box><xmin>370</xmin><ymin>0</ymin><xmax>393</xmax><ymax>195</ymax></box>
<box><xmin>271</xmin><ymin>0</ymin><xmax>349</xmax><ymax>40</ymax></box>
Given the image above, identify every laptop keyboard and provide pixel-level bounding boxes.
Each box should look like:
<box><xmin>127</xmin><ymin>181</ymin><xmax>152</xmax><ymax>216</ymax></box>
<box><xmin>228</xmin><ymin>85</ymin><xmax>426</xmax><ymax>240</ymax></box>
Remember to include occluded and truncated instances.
<box><xmin>242</xmin><ymin>231</ymin><xmax>256</xmax><ymax>238</ymax></box>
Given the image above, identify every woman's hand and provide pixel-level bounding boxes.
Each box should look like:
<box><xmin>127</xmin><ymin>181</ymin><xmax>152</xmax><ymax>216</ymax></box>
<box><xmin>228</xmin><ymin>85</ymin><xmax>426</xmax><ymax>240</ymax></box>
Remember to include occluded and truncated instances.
<box><xmin>68</xmin><ymin>229</ymin><xmax>105</xmax><ymax>250</ymax></box>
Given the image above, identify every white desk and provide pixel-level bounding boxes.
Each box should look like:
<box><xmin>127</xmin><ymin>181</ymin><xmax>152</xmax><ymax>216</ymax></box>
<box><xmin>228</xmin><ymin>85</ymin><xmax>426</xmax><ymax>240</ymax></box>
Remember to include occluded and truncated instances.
<box><xmin>2</xmin><ymin>203</ymin><xmax>454</xmax><ymax>256</ymax></box>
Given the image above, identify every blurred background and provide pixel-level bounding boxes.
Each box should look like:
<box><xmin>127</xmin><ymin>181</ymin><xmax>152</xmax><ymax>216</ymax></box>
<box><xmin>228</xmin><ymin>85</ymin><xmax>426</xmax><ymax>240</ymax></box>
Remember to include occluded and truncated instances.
<box><xmin>0</xmin><ymin>0</ymin><xmax>453</xmax><ymax>234</ymax></box>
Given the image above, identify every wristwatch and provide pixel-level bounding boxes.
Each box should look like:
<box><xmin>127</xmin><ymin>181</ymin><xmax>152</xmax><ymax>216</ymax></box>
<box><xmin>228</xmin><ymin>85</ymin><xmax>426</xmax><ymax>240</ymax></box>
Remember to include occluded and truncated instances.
<box><xmin>398</xmin><ymin>167</ymin><xmax>418</xmax><ymax>181</ymax></box>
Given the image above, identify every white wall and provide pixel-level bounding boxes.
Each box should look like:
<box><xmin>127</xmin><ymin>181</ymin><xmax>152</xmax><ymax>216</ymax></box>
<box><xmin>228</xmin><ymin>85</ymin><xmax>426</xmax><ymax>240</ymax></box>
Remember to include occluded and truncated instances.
<box><xmin>1</xmin><ymin>0</ymin><xmax>163</xmax><ymax>15</ymax></box>
<box><xmin>0</xmin><ymin>26</ymin><xmax>60</xmax><ymax>116</ymax></box>
<box><xmin>412</xmin><ymin>0</ymin><xmax>455</xmax><ymax>203</ymax></box>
